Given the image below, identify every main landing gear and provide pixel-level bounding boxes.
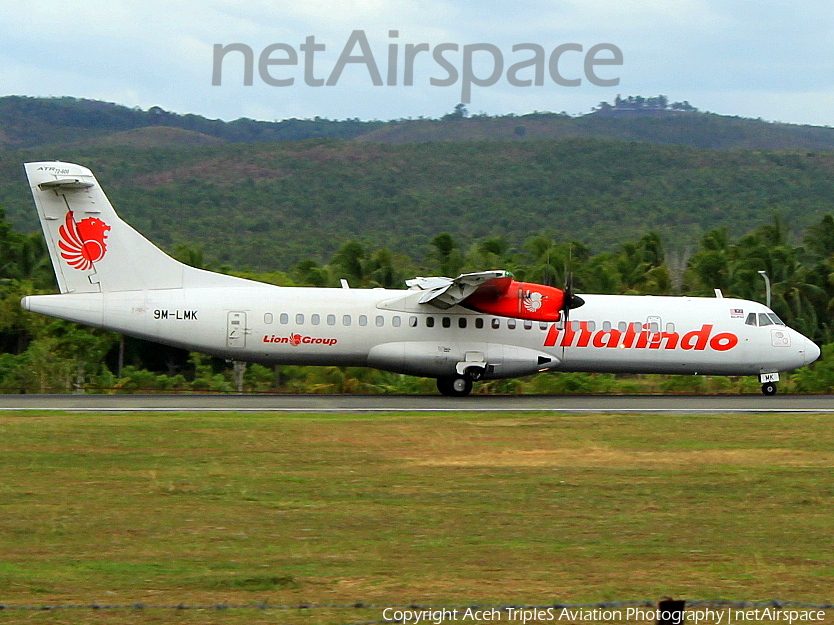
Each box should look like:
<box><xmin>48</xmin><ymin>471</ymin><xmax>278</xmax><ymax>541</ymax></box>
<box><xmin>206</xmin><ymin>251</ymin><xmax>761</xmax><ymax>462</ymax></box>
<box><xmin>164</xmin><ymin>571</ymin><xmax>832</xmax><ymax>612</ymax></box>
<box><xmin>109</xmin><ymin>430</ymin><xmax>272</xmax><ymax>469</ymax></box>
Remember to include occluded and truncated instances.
<box><xmin>436</xmin><ymin>367</ymin><xmax>484</xmax><ymax>397</ymax></box>
<box><xmin>436</xmin><ymin>376</ymin><xmax>472</xmax><ymax>397</ymax></box>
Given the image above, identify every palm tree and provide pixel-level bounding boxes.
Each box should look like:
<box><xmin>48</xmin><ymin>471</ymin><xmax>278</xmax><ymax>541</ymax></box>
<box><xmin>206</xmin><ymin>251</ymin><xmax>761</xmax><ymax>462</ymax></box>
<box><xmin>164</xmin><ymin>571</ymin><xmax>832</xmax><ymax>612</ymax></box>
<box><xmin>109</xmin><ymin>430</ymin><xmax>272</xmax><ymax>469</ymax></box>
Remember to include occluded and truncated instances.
<box><xmin>331</xmin><ymin>240</ymin><xmax>366</xmax><ymax>285</ymax></box>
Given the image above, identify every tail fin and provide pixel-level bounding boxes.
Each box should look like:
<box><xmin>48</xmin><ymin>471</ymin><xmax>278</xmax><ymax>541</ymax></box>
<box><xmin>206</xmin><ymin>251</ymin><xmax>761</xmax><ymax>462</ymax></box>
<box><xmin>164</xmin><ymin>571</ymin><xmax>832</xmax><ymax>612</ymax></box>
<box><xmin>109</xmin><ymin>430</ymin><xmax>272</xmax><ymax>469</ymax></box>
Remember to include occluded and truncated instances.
<box><xmin>25</xmin><ymin>161</ymin><xmax>242</xmax><ymax>293</ymax></box>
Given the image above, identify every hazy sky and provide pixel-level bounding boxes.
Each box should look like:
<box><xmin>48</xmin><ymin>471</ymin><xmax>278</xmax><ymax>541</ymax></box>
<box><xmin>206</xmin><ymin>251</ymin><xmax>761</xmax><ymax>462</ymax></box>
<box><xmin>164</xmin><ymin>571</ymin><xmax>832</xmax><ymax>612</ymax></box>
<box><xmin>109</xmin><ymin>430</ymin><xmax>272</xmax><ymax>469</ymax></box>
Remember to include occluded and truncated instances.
<box><xmin>2</xmin><ymin>0</ymin><xmax>834</xmax><ymax>125</ymax></box>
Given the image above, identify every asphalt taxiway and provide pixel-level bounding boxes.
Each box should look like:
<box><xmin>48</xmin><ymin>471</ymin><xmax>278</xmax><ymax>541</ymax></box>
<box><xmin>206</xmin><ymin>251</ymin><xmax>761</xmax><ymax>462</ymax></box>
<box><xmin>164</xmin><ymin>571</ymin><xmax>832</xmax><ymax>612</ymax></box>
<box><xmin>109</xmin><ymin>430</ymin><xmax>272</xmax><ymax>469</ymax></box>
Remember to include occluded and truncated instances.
<box><xmin>0</xmin><ymin>394</ymin><xmax>831</xmax><ymax>412</ymax></box>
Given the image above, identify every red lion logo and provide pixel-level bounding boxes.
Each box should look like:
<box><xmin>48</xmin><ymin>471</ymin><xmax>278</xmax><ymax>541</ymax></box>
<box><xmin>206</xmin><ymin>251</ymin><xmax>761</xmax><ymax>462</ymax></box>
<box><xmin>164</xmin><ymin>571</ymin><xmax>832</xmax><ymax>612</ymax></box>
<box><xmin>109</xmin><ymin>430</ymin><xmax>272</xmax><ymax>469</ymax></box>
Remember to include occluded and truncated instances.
<box><xmin>58</xmin><ymin>211</ymin><xmax>111</xmax><ymax>270</ymax></box>
<box><xmin>289</xmin><ymin>334</ymin><xmax>302</xmax><ymax>347</ymax></box>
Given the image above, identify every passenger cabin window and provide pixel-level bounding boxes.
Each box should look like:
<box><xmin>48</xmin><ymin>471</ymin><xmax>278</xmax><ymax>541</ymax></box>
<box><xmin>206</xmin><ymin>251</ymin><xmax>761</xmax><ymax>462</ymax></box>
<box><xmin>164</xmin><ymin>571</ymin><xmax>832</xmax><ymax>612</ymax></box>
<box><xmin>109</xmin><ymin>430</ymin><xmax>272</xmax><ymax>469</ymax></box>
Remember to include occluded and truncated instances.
<box><xmin>746</xmin><ymin>313</ymin><xmax>757</xmax><ymax>326</ymax></box>
<box><xmin>409</xmin><ymin>316</ymin><xmax>418</xmax><ymax>327</ymax></box>
<box><xmin>524</xmin><ymin>320</ymin><xmax>533</xmax><ymax>330</ymax></box>
<box><xmin>442</xmin><ymin>317</ymin><xmax>451</xmax><ymax>328</ymax></box>
<box><xmin>459</xmin><ymin>318</ymin><xmax>467</xmax><ymax>329</ymax></box>
<box><xmin>280</xmin><ymin>313</ymin><xmax>289</xmax><ymax>324</ymax></box>
<box><xmin>476</xmin><ymin>318</ymin><xmax>484</xmax><ymax>329</ymax></box>
<box><xmin>393</xmin><ymin>316</ymin><xmax>401</xmax><ymax>327</ymax></box>
<box><xmin>426</xmin><ymin>317</ymin><xmax>435</xmax><ymax>328</ymax></box>
<box><xmin>343</xmin><ymin>314</ymin><xmax>352</xmax><ymax>326</ymax></box>
<box><xmin>264</xmin><ymin>313</ymin><xmax>273</xmax><ymax>324</ymax></box>
<box><xmin>327</xmin><ymin>314</ymin><xmax>336</xmax><ymax>326</ymax></box>
<box><xmin>359</xmin><ymin>315</ymin><xmax>368</xmax><ymax>326</ymax></box>
<box><xmin>491</xmin><ymin>318</ymin><xmax>500</xmax><ymax>329</ymax></box>
<box><xmin>296</xmin><ymin>313</ymin><xmax>304</xmax><ymax>324</ymax></box>
<box><xmin>311</xmin><ymin>314</ymin><xmax>320</xmax><ymax>325</ymax></box>
<box><xmin>507</xmin><ymin>319</ymin><xmax>516</xmax><ymax>330</ymax></box>
<box><xmin>540</xmin><ymin>321</ymin><xmax>548</xmax><ymax>330</ymax></box>
<box><xmin>375</xmin><ymin>316</ymin><xmax>384</xmax><ymax>327</ymax></box>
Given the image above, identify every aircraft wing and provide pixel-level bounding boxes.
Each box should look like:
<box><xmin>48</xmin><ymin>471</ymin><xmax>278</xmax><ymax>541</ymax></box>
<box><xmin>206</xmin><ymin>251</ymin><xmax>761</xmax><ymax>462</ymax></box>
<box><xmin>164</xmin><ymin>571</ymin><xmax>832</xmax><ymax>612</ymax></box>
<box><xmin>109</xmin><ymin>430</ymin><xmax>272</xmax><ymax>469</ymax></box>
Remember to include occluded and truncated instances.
<box><xmin>406</xmin><ymin>270</ymin><xmax>513</xmax><ymax>309</ymax></box>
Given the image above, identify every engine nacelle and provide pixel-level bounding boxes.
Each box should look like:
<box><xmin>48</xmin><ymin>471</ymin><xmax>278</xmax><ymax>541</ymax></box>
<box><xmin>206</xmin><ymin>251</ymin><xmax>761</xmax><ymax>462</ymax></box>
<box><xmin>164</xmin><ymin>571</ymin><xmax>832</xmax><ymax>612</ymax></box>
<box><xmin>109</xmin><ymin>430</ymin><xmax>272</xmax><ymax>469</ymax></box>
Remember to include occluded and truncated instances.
<box><xmin>465</xmin><ymin>281</ymin><xmax>565</xmax><ymax>322</ymax></box>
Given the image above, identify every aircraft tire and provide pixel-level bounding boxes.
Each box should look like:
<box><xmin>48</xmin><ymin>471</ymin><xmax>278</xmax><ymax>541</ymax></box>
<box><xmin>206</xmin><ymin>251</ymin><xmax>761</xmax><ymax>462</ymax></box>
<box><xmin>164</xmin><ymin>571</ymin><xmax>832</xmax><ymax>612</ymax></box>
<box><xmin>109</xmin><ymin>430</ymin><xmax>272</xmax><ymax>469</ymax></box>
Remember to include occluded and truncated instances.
<box><xmin>761</xmin><ymin>382</ymin><xmax>778</xmax><ymax>396</ymax></box>
<box><xmin>437</xmin><ymin>376</ymin><xmax>473</xmax><ymax>397</ymax></box>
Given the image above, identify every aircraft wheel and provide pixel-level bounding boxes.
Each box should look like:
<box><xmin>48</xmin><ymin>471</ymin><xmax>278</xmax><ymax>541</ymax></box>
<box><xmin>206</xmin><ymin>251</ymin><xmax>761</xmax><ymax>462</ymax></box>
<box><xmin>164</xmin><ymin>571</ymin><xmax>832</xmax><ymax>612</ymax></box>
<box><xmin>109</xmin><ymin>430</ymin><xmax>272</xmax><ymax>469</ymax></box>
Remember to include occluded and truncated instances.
<box><xmin>437</xmin><ymin>376</ymin><xmax>473</xmax><ymax>397</ymax></box>
<box><xmin>761</xmin><ymin>382</ymin><xmax>777</xmax><ymax>396</ymax></box>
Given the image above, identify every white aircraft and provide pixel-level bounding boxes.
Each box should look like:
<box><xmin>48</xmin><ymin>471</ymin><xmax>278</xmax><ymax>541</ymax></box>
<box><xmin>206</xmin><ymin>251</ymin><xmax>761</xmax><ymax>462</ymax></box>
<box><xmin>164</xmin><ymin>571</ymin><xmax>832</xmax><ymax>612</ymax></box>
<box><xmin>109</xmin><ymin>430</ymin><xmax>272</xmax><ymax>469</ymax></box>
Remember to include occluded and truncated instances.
<box><xmin>21</xmin><ymin>161</ymin><xmax>820</xmax><ymax>396</ymax></box>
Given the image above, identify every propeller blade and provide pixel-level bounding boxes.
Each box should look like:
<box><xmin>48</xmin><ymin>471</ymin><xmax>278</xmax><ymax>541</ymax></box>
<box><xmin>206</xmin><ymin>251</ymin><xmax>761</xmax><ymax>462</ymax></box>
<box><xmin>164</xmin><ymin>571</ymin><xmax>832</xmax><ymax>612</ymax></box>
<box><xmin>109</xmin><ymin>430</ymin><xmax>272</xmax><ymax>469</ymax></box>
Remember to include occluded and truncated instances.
<box><xmin>561</xmin><ymin>251</ymin><xmax>584</xmax><ymax>323</ymax></box>
<box><xmin>562</xmin><ymin>265</ymin><xmax>573</xmax><ymax>323</ymax></box>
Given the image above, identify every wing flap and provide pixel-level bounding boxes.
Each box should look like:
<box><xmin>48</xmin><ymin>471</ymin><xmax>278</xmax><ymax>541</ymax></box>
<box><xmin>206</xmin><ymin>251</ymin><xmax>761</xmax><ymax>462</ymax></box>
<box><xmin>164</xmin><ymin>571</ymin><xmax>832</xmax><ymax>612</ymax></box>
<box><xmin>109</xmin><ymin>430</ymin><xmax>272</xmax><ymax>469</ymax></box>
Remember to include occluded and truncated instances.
<box><xmin>407</xmin><ymin>270</ymin><xmax>513</xmax><ymax>309</ymax></box>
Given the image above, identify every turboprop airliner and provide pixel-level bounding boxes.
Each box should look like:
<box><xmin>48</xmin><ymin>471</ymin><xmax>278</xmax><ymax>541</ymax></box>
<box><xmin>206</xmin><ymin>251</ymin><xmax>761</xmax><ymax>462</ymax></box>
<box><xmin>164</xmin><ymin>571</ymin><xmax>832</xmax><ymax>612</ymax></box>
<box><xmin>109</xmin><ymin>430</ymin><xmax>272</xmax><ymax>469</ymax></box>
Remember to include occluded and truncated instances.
<box><xmin>21</xmin><ymin>161</ymin><xmax>820</xmax><ymax>396</ymax></box>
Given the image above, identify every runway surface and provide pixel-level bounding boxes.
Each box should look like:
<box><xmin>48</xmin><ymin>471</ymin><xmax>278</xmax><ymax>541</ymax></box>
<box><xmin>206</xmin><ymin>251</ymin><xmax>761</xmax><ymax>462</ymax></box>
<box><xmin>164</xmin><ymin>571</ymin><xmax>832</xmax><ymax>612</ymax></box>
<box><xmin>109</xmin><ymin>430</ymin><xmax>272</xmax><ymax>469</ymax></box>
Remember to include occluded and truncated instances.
<box><xmin>0</xmin><ymin>393</ymin><xmax>832</xmax><ymax>412</ymax></box>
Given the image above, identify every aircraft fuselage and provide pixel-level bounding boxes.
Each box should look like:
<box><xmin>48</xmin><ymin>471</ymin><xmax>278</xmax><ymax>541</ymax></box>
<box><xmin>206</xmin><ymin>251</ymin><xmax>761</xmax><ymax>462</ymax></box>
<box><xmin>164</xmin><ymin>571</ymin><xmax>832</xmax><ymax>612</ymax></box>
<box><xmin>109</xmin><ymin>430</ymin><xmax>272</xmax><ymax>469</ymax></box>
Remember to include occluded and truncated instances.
<box><xmin>22</xmin><ymin>284</ymin><xmax>818</xmax><ymax>380</ymax></box>
<box><xmin>21</xmin><ymin>160</ymin><xmax>820</xmax><ymax>396</ymax></box>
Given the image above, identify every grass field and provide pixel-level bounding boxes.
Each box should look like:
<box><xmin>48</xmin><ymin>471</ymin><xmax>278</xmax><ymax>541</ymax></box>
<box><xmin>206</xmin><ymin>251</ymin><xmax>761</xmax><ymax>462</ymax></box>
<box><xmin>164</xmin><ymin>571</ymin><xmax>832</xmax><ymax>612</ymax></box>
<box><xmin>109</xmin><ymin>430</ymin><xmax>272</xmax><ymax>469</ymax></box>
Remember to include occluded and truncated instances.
<box><xmin>0</xmin><ymin>410</ymin><xmax>831</xmax><ymax>624</ymax></box>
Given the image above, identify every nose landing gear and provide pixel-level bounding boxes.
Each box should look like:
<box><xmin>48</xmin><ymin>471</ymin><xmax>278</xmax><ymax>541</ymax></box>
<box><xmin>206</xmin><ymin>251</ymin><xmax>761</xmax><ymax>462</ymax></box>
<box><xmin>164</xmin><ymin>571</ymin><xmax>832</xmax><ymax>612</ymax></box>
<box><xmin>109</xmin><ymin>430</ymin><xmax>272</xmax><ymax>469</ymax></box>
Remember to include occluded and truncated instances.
<box><xmin>761</xmin><ymin>382</ymin><xmax>777</xmax><ymax>396</ymax></box>
<box><xmin>759</xmin><ymin>373</ymin><xmax>779</xmax><ymax>396</ymax></box>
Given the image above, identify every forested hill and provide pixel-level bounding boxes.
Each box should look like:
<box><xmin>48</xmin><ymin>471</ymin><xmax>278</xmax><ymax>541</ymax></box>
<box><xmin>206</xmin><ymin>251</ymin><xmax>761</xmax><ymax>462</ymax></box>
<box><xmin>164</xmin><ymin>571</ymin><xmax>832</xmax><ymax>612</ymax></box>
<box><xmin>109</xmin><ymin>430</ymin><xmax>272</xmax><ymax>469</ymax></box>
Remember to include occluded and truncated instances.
<box><xmin>3</xmin><ymin>95</ymin><xmax>834</xmax><ymax>271</ymax></box>
<box><xmin>4</xmin><ymin>95</ymin><xmax>834</xmax><ymax>151</ymax></box>
<box><xmin>2</xmin><ymin>138</ymin><xmax>834</xmax><ymax>270</ymax></box>
<box><xmin>0</xmin><ymin>96</ymin><xmax>383</xmax><ymax>149</ymax></box>
<box><xmin>358</xmin><ymin>110</ymin><xmax>834</xmax><ymax>150</ymax></box>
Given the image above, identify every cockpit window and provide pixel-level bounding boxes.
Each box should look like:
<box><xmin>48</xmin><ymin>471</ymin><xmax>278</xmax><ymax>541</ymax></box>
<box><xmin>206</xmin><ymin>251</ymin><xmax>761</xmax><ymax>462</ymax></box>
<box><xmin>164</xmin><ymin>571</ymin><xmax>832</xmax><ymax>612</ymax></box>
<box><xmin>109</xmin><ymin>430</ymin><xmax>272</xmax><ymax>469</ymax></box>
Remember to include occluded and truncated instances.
<box><xmin>745</xmin><ymin>313</ymin><xmax>757</xmax><ymax>326</ymax></box>
<box><xmin>768</xmin><ymin>313</ymin><xmax>785</xmax><ymax>326</ymax></box>
<box><xmin>758</xmin><ymin>313</ymin><xmax>773</xmax><ymax>327</ymax></box>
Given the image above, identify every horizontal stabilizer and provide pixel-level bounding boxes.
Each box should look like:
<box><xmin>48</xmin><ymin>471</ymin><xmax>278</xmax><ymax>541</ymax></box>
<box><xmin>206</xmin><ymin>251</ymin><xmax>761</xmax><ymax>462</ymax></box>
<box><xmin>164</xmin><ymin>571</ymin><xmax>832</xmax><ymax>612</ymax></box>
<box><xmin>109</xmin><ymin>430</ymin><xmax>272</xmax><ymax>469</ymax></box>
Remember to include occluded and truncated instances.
<box><xmin>38</xmin><ymin>178</ymin><xmax>94</xmax><ymax>190</ymax></box>
<box><xmin>25</xmin><ymin>161</ymin><xmax>256</xmax><ymax>294</ymax></box>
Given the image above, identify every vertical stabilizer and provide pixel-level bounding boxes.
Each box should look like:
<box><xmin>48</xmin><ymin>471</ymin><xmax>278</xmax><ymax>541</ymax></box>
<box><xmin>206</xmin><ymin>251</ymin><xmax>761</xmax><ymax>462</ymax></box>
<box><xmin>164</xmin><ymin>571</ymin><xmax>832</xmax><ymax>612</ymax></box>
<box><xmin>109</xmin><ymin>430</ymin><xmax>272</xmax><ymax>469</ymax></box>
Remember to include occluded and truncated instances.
<box><xmin>25</xmin><ymin>161</ymin><xmax>244</xmax><ymax>293</ymax></box>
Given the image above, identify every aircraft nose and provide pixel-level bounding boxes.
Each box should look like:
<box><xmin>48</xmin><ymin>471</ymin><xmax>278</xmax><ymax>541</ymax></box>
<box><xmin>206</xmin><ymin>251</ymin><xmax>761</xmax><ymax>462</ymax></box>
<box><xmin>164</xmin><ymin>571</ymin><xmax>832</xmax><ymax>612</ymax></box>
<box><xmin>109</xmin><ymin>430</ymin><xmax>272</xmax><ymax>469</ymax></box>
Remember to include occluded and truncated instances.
<box><xmin>803</xmin><ymin>338</ymin><xmax>821</xmax><ymax>366</ymax></box>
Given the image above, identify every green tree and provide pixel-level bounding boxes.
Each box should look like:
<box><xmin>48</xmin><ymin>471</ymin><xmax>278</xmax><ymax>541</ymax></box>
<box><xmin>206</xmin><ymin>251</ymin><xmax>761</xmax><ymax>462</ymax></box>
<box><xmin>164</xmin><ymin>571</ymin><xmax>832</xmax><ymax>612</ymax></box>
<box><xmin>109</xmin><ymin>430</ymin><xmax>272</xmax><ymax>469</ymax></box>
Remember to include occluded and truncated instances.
<box><xmin>804</xmin><ymin>214</ymin><xmax>834</xmax><ymax>259</ymax></box>
<box><xmin>330</xmin><ymin>240</ymin><xmax>367</xmax><ymax>285</ymax></box>
<box><xmin>172</xmin><ymin>243</ymin><xmax>206</xmax><ymax>269</ymax></box>
<box><xmin>366</xmin><ymin>248</ymin><xmax>399</xmax><ymax>288</ymax></box>
<box><xmin>686</xmin><ymin>228</ymin><xmax>734</xmax><ymax>294</ymax></box>
<box><xmin>611</xmin><ymin>232</ymin><xmax>669</xmax><ymax>294</ymax></box>
<box><xmin>292</xmin><ymin>259</ymin><xmax>330</xmax><ymax>287</ymax></box>
<box><xmin>429</xmin><ymin>233</ymin><xmax>463</xmax><ymax>277</ymax></box>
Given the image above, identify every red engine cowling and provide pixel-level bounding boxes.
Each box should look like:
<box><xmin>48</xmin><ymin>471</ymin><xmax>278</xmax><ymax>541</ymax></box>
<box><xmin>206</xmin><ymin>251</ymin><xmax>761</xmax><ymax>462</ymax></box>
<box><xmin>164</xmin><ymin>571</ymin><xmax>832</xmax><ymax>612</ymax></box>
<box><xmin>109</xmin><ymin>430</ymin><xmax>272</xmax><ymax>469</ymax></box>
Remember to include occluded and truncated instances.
<box><xmin>465</xmin><ymin>281</ymin><xmax>565</xmax><ymax>322</ymax></box>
